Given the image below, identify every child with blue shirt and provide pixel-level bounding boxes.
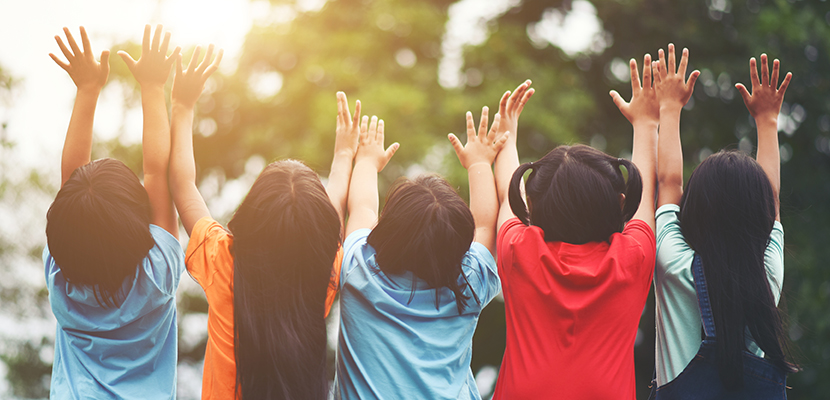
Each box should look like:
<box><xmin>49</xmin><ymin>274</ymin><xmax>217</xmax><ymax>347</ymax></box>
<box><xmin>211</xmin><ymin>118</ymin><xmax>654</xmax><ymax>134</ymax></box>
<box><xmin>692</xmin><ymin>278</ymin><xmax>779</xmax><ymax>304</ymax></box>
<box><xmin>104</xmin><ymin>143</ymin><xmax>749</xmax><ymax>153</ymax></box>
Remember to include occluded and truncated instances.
<box><xmin>44</xmin><ymin>25</ymin><xmax>184</xmax><ymax>399</ymax></box>
<box><xmin>336</xmin><ymin>109</ymin><xmax>506</xmax><ymax>399</ymax></box>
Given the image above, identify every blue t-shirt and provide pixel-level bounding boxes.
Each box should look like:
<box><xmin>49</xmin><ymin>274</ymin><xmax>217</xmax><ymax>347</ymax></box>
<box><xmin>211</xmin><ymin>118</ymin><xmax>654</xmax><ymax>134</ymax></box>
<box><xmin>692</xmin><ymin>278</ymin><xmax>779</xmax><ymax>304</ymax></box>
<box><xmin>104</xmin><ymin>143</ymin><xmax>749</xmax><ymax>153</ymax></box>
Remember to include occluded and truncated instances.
<box><xmin>334</xmin><ymin>229</ymin><xmax>500</xmax><ymax>400</ymax></box>
<box><xmin>44</xmin><ymin>225</ymin><xmax>185</xmax><ymax>400</ymax></box>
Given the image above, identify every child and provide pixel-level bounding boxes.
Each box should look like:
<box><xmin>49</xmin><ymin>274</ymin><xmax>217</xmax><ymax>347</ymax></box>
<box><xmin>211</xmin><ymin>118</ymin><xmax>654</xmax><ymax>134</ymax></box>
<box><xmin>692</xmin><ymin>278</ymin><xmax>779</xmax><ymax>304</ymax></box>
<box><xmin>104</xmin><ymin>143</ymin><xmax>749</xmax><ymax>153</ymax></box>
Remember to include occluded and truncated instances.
<box><xmin>335</xmin><ymin>108</ymin><xmax>504</xmax><ymax>399</ymax></box>
<box><xmin>491</xmin><ymin>73</ymin><xmax>657</xmax><ymax>399</ymax></box>
<box><xmin>651</xmin><ymin>47</ymin><xmax>798</xmax><ymax>398</ymax></box>
<box><xmin>168</xmin><ymin>46</ymin><xmax>359</xmax><ymax>398</ymax></box>
<box><xmin>45</xmin><ymin>25</ymin><xmax>183</xmax><ymax>399</ymax></box>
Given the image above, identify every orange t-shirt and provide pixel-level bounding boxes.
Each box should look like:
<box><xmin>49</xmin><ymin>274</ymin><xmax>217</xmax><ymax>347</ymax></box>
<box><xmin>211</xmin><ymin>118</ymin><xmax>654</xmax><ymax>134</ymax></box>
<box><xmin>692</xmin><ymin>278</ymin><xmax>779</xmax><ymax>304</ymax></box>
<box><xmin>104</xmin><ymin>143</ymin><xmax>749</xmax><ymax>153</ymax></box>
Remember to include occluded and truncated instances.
<box><xmin>185</xmin><ymin>217</ymin><xmax>342</xmax><ymax>400</ymax></box>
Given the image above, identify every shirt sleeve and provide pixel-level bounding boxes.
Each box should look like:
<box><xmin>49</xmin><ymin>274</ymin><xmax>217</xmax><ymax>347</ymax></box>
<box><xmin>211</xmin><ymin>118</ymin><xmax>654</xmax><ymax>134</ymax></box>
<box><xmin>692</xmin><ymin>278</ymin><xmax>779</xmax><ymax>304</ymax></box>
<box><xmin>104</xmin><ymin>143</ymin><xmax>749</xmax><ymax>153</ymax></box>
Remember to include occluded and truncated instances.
<box><xmin>148</xmin><ymin>225</ymin><xmax>186</xmax><ymax>295</ymax></box>
<box><xmin>464</xmin><ymin>242</ymin><xmax>501</xmax><ymax>308</ymax></box>
<box><xmin>654</xmin><ymin>204</ymin><xmax>693</xmax><ymax>279</ymax></box>
<box><xmin>765</xmin><ymin>221</ymin><xmax>785</xmax><ymax>303</ymax></box>
<box><xmin>496</xmin><ymin>218</ymin><xmax>525</xmax><ymax>279</ymax></box>
<box><xmin>340</xmin><ymin>229</ymin><xmax>372</xmax><ymax>288</ymax></box>
<box><xmin>622</xmin><ymin>218</ymin><xmax>657</xmax><ymax>280</ymax></box>
<box><xmin>185</xmin><ymin>216</ymin><xmax>231</xmax><ymax>289</ymax></box>
<box><xmin>325</xmin><ymin>245</ymin><xmax>343</xmax><ymax>317</ymax></box>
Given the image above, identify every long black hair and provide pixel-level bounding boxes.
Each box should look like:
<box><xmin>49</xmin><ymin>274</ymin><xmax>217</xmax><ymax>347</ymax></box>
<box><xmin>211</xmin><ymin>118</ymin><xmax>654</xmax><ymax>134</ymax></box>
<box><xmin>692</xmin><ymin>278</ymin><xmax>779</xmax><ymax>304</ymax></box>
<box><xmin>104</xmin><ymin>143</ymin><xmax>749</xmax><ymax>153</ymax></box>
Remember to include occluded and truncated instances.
<box><xmin>680</xmin><ymin>150</ymin><xmax>798</xmax><ymax>388</ymax></box>
<box><xmin>508</xmin><ymin>144</ymin><xmax>643</xmax><ymax>244</ymax></box>
<box><xmin>228</xmin><ymin>159</ymin><xmax>340</xmax><ymax>400</ymax></box>
<box><xmin>46</xmin><ymin>158</ymin><xmax>154</xmax><ymax>308</ymax></box>
<box><xmin>367</xmin><ymin>175</ymin><xmax>478</xmax><ymax>314</ymax></box>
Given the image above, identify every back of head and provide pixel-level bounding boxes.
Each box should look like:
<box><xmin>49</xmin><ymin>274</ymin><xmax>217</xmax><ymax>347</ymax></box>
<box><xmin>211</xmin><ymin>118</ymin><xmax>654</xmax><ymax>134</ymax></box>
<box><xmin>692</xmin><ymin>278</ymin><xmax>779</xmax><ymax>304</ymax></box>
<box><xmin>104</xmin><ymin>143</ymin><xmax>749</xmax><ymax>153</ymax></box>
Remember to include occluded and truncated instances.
<box><xmin>46</xmin><ymin>158</ymin><xmax>154</xmax><ymax>308</ymax></box>
<box><xmin>368</xmin><ymin>175</ymin><xmax>476</xmax><ymax>314</ymax></box>
<box><xmin>228</xmin><ymin>159</ymin><xmax>340</xmax><ymax>400</ymax></box>
<box><xmin>508</xmin><ymin>144</ymin><xmax>643</xmax><ymax>244</ymax></box>
<box><xmin>680</xmin><ymin>150</ymin><xmax>796</xmax><ymax>387</ymax></box>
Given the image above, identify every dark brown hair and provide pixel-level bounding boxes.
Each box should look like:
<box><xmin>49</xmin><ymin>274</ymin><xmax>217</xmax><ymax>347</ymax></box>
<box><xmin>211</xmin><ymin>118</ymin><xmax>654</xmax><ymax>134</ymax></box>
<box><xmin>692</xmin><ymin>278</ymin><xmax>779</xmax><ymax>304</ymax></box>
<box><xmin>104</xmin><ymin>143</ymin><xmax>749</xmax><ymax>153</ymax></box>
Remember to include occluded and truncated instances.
<box><xmin>229</xmin><ymin>159</ymin><xmax>340</xmax><ymax>400</ymax></box>
<box><xmin>46</xmin><ymin>158</ymin><xmax>154</xmax><ymax>308</ymax></box>
<box><xmin>368</xmin><ymin>175</ymin><xmax>478</xmax><ymax>314</ymax></box>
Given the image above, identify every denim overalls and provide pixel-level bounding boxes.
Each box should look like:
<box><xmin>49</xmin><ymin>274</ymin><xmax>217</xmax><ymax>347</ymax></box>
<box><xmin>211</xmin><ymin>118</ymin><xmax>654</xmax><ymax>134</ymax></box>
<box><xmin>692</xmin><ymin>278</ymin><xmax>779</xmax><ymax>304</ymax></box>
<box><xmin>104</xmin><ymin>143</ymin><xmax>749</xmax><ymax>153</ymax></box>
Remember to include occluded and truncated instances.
<box><xmin>649</xmin><ymin>255</ymin><xmax>788</xmax><ymax>400</ymax></box>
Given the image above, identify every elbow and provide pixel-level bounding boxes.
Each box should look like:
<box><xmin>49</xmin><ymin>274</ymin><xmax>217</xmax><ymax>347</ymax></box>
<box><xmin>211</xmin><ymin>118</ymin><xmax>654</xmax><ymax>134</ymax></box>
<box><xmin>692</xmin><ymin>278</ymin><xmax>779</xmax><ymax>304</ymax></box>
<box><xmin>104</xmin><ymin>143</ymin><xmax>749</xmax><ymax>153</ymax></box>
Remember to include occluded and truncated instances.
<box><xmin>657</xmin><ymin>170</ymin><xmax>683</xmax><ymax>187</ymax></box>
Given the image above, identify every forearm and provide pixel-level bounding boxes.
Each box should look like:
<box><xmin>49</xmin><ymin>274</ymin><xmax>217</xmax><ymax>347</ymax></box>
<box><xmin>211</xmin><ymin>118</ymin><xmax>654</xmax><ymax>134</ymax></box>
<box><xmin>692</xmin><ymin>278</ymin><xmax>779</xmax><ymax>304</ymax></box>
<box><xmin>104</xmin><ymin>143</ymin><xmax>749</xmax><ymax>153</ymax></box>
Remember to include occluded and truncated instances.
<box><xmin>657</xmin><ymin>107</ymin><xmax>684</xmax><ymax>207</ymax></box>
<box><xmin>631</xmin><ymin>120</ymin><xmax>658</xmax><ymax>229</ymax></box>
<box><xmin>468</xmin><ymin>163</ymin><xmax>499</xmax><ymax>255</ymax></box>
<box><xmin>61</xmin><ymin>89</ymin><xmax>100</xmax><ymax>186</ymax></box>
<box><xmin>345</xmin><ymin>161</ymin><xmax>380</xmax><ymax>236</ymax></box>
<box><xmin>494</xmin><ymin>141</ymin><xmax>520</xmax><ymax>229</ymax></box>
<box><xmin>327</xmin><ymin>152</ymin><xmax>353</xmax><ymax>238</ymax></box>
<box><xmin>170</xmin><ymin>103</ymin><xmax>208</xmax><ymax>234</ymax></box>
<box><xmin>755</xmin><ymin>117</ymin><xmax>780</xmax><ymax>219</ymax></box>
<box><xmin>141</xmin><ymin>85</ymin><xmax>171</xmax><ymax>175</ymax></box>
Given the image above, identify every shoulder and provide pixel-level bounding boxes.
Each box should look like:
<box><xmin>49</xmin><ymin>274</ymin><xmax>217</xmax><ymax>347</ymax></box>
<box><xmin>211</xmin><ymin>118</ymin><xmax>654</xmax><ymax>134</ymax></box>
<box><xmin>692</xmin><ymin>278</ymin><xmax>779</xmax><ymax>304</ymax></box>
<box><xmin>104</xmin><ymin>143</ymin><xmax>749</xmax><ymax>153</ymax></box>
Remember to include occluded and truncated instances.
<box><xmin>150</xmin><ymin>225</ymin><xmax>184</xmax><ymax>255</ymax></box>
<box><xmin>341</xmin><ymin>229</ymin><xmax>374</xmax><ymax>283</ymax></box>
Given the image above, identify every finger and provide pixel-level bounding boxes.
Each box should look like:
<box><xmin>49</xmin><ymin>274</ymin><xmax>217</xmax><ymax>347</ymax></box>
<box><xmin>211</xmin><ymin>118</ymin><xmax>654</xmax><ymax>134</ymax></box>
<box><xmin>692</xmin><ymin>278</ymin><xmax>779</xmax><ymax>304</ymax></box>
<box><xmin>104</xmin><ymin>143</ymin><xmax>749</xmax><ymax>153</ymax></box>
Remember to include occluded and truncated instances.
<box><xmin>760</xmin><ymin>54</ymin><xmax>769</xmax><ymax>87</ymax></box>
<box><xmin>369</xmin><ymin>116</ymin><xmax>378</xmax><ymax>141</ymax></box>
<box><xmin>652</xmin><ymin>61</ymin><xmax>662</xmax><ymax>83</ymax></box>
<box><xmin>465</xmin><ymin>111</ymin><xmax>475</xmax><ymax>142</ymax></box>
<box><xmin>79</xmin><ymin>26</ymin><xmax>92</xmax><ymax>59</ymax></box>
<box><xmin>778</xmin><ymin>72</ymin><xmax>792</xmax><ymax>95</ymax></box>
<box><xmin>609</xmin><ymin>90</ymin><xmax>628</xmax><ymax>110</ymax></box>
<box><xmin>749</xmin><ymin>57</ymin><xmax>760</xmax><ymax>88</ymax></box>
<box><xmin>771</xmin><ymin>59</ymin><xmax>780</xmax><ymax>89</ymax></box>
<box><xmin>488</xmin><ymin>113</ymin><xmax>502</xmax><ymax>140</ymax></box>
<box><xmin>499</xmin><ymin>90</ymin><xmax>510</xmax><ymax>116</ymax></box>
<box><xmin>165</xmin><ymin>46</ymin><xmax>182</xmax><ymax>70</ymax></box>
<box><xmin>667</xmin><ymin>43</ymin><xmax>676</xmax><ymax>75</ymax></box>
<box><xmin>384</xmin><ymin>142</ymin><xmax>399</xmax><ymax>161</ymax></box>
<box><xmin>493</xmin><ymin>131</ymin><xmax>510</xmax><ymax>151</ymax></box>
<box><xmin>517</xmin><ymin>88</ymin><xmax>534</xmax><ymax>115</ymax></box>
<box><xmin>448</xmin><ymin>133</ymin><xmax>466</xmax><ymax>158</ymax></box>
<box><xmin>160</xmin><ymin>31</ymin><xmax>171</xmax><ymax>56</ymax></box>
<box><xmin>658</xmin><ymin>48</ymin><xmax>667</xmax><ymax>77</ymax></box>
<box><xmin>187</xmin><ymin>46</ymin><xmax>201</xmax><ymax>73</ymax></box>
<box><xmin>478</xmin><ymin>106</ymin><xmax>489</xmax><ymax>138</ymax></box>
<box><xmin>336</xmin><ymin>92</ymin><xmax>346</xmax><ymax>125</ymax></box>
<box><xmin>643</xmin><ymin>54</ymin><xmax>652</xmax><ymax>88</ymax></box>
<box><xmin>509</xmin><ymin>82</ymin><xmax>528</xmax><ymax>114</ymax></box>
<box><xmin>64</xmin><ymin>27</ymin><xmax>81</xmax><ymax>57</ymax></box>
<box><xmin>197</xmin><ymin>45</ymin><xmax>215</xmax><ymax>74</ymax></box>
<box><xmin>353</xmin><ymin>100</ymin><xmax>361</xmax><ymax>127</ymax></box>
<box><xmin>176</xmin><ymin>53</ymin><xmax>183</xmax><ymax>78</ymax></box>
<box><xmin>49</xmin><ymin>53</ymin><xmax>70</xmax><ymax>71</ymax></box>
<box><xmin>629</xmin><ymin>58</ymin><xmax>641</xmax><ymax>92</ymax></box>
<box><xmin>678</xmin><ymin>48</ymin><xmax>689</xmax><ymax>78</ymax></box>
<box><xmin>99</xmin><ymin>50</ymin><xmax>110</xmax><ymax>74</ymax></box>
<box><xmin>142</xmin><ymin>24</ymin><xmax>151</xmax><ymax>54</ymax></box>
<box><xmin>117</xmin><ymin>51</ymin><xmax>137</xmax><ymax>69</ymax></box>
<box><xmin>55</xmin><ymin>35</ymin><xmax>74</xmax><ymax>61</ymax></box>
<box><xmin>151</xmin><ymin>24</ymin><xmax>163</xmax><ymax>52</ymax></box>
<box><xmin>735</xmin><ymin>83</ymin><xmax>751</xmax><ymax>105</ymax></box>
<box><xmin>360</xmin><ymin>115</ymin><xmax>369</xmax><ymax>135</ymax></box>
<box><xmin>378</xmin><ymin>119</ymin><xmax>385</xmax><ymax>142</ymax></box>
<box><xmin>686</xmin><ymin>70</ymin><xmax>700</xmax><ymax>91</ymax></box>
<box><xmin>203</xmin><ymin>48</ymin><xmax>222</xmax><ymax>77</ymax></box>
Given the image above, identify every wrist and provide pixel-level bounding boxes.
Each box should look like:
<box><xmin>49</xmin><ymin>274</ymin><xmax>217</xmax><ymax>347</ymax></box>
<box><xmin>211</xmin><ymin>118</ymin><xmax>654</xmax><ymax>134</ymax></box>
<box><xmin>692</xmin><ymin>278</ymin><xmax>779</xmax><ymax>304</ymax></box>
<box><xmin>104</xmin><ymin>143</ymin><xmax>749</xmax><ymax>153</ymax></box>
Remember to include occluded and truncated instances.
<box><xmin>753</xmin><ymin>115</ymin><xmax>779</xmax><ymax>128</ymax></box>
<box><xmin>172</xmin><ymin>101</ymin><xmax>196</xmax><ymax>112</ymax></box>
<box><xmin>466</xmin><ymin>161</ymin><xmax>492</xmax><ymax>171</ymax></box>
<box><xmin>333</xmin><ymin>150</ymin><xmax>355</xmax><ymax>163</ymax></box>
<box><xmin>76</xmin><ymin>87</ymin><xmax>102</xmax><ymax>97</ymax></box>
<box><xmin>354</xmin><ymin>158</ymin><xmax>381</xmax><ymax>172</ymax></box>
<box><xmin>659</xmin><ymin>104</ymin><xmax>683</xmax><ymax>116</ymax></box>
<box><xmin>632</xmin><ymin>119</ymin><xmax>659</xmax><ymax>130</ymax></box>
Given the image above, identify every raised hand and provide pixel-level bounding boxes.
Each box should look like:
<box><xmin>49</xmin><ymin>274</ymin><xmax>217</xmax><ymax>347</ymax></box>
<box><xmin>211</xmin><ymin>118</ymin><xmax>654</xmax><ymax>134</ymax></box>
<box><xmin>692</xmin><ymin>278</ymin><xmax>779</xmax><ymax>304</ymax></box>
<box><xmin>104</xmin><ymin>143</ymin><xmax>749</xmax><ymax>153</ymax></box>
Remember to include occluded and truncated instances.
<box><xmin>449</xmin><ymin>107</ymin><xmax>508</xmax><ymax>169</ymax></box>
<box><xmin>497</xmin><ymin>80</ymin><xmax>534</xmax><ymax>142</ymax></box>
<box><xmin>172</xmin><ymin>45</ymin><xmax>223</xmax><ymax>108</ymax></box>
<box><xmin>118</xmin><ymin>24</ymin><xmax>181</xmax><ymax>87</ymax></box>
<box><xmin>735</xmin><ymin>54</ymin><xmax>792</xmax><ymax>124</ymax></box>
<box><xmin>50</xmin><ymin>27</ymin><xmax>110</xmax><ymax>92</ymax></box>
<box><xmin>610</xmin><ymin>54</ymin><xmax>659</xmax><ymax>125</ymax></box>
<box><xmin>335</xmin><ymin>91</ymin><xmax>361</xmax><ymax>160</ymax></box>
<box><xmin>355</xmin><ymin>116</ymin><xmax>398</xmax><ymax>172</ymax></box>
<box><xmin>653</xmin><ymin>44</ymin><xmax>700</xmax><ymax>110</ymax></box>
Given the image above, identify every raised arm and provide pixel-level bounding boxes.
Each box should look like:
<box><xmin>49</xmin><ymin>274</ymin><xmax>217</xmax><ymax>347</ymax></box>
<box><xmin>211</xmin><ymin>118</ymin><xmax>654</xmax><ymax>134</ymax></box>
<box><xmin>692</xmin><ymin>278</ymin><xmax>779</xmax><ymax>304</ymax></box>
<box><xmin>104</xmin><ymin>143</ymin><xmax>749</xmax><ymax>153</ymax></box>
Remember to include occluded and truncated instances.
<box><xmin>345</xmin><ymin>116</ymin><xmax>399</xmax><ymax>237</ymax></box>
<box><xmin>118</xmin><ymin>24</ymin><xmax>181</xmax><ymax>235</ymax></box>
<box><xmin>653</xmin><ymin>44</ymin><xmax>700</xmax><ymax>210</ymax></box>
<box><xmin>448</xmin><ymin>107</ymin><xmax>508</xmax><ymax>255</ymax></box>
<box><xmin>329</xmin><ymin>92</ymin><xmax>361</xmax><ymax>238</ymax></box>
<box><xmin>494</xmin><ymin>80</ymin><xmax>534</xmax><ymax>230</ymax></box>
<box><xmin>736</xmin><ymin>54</ymin><xmax>791</xmax><ymax>221</ymax></box>
<box><xmin>49</xmin><ymin>27</ymin><xmax>110</xmax><ymax>187</ymax></box>
<box><xmin>610</xmin><ymin>53</ymin><xmax>664</xmax><ymax>230</ymax></box>
<box><xmin>169</xmin><ymin>45</ymin><xmax>223</xmax><ymax>235</ymax></box>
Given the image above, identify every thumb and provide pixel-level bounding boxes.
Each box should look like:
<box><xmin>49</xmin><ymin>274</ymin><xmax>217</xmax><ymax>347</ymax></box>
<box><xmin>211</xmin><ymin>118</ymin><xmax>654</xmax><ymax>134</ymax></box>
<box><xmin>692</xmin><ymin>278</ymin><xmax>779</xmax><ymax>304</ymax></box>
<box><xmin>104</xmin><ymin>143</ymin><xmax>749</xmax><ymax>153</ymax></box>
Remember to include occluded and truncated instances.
<box><xmin>686</xmin><ymin>70</ymin><xmax>700</xmax><ymax>90</ymax></box>
<box><xmin>609</xmin><ymin>90</ymin><xmax>627</xmax><ymax>110</ymax></box>
<box><xmin>735</xmin><ymin>83</ymin><xmax>751</xmax><ymax>106</ymax></box>
<box><xmin>494</xmin><ymin>131</ymin><xmax>510</xmax><ymax>151</ymax></box>
<box><xmin>99</xmin><ymin>50</ymin><xmax>110</xmax><ymax>74</ymax></box>
<box><xmin>117</xmin><ymin>51</ymin><xmax>136</xmax><ymax>69</ymax></box>
<box><xmin>448</xmin><ymin>133</ymin><xmax>465</xmax><ymax>158</ymax></box>
<box><xmin>385</xmin><ymin>143</ymin><xmax>400</xmax><ymax>161</ymax></box>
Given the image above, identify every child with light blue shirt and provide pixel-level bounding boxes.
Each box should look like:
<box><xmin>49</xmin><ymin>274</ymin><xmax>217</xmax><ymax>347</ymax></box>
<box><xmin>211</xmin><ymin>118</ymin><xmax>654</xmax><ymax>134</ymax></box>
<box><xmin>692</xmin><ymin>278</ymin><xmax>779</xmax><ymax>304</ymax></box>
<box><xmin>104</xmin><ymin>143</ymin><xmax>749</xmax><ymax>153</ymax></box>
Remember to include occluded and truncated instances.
<box><xmin>44</xmin><ymin>25</ymin><xmax>184</xmax><ymax>399</ymax></box>
<box><xmin>336</xmin><ymin>109</ymin><xmax>506</xmax><ymax>399</ymax></box>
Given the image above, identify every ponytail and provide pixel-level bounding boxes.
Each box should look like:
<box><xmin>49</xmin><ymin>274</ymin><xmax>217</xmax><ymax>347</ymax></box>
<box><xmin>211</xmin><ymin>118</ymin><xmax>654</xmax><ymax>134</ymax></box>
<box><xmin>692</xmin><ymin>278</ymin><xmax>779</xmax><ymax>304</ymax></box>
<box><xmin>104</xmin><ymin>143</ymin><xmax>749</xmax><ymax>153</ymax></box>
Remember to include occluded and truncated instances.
<box><xmin>615</xmin><ymin>158</ymin><xmax>643</xmax><ymax>222</ymax></box>
<box><xmin>508</xmin><ymin>162</ymin><xmax>535</xmax><ymax>225</ymax></box>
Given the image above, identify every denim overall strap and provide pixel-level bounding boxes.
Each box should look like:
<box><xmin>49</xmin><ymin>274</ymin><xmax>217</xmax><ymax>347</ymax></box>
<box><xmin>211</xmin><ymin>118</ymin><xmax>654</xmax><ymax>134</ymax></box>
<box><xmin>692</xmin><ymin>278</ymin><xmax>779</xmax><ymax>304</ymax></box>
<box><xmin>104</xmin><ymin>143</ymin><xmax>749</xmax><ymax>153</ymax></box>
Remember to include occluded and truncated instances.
<box><xmin>691</xmin><ymin>254</ymin><xmax>716</xmax><ymax>338</ymax></box>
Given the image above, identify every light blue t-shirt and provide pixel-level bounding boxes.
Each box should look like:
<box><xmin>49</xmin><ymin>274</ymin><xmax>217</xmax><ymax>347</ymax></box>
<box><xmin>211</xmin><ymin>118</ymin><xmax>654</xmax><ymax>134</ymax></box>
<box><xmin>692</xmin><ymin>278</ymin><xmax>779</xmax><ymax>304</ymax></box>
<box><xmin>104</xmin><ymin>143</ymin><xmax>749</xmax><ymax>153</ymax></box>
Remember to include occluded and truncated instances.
<box><xmin>44</xmin><ymin>225</ymin><xmax>185</xmax><ymax>400</ymax></box>
<box><xmin>335</xmin><ymin>229</ymin><xmax>500</xmax><ymax>400</ymax></box>
<box><xmin>653</xmin><ymin>204</ymin><xmax>784</xmax><ymax>386</ymax></box>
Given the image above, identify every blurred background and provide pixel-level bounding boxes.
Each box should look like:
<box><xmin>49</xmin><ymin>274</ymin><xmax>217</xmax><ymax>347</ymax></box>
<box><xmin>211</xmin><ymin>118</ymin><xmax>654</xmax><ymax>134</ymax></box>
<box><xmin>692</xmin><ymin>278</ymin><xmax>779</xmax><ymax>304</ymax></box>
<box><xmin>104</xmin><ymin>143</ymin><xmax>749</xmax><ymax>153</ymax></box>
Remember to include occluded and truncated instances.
<box><xmin>1</xmin><ymin>0</ymin><xmax>829</xmax><ymax>398</ymax></box>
